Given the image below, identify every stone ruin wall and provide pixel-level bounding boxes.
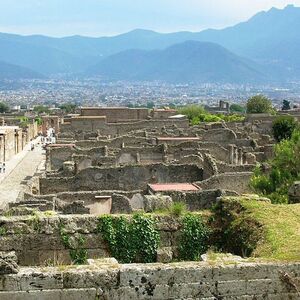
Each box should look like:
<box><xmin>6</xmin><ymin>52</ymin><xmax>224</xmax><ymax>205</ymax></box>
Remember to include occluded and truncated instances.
<box><xmin>0</xmin><ymin>214</ymin><xmax>192</xmax><ymax>266</ymax></box>
<box><xmin>0</xmin><ymin>260</ymin><xmax>299</xmax><ymax>299</ymax></box>
<box><xmin>39</xmin><ymin>164</ymin><xmax>204</xmax><ymax>194</ymax></box>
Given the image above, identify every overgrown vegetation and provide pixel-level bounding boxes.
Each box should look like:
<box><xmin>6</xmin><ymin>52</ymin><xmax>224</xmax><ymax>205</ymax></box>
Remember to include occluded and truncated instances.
<box><xmin>251</xmin><ymin>129</ymin><xmax>300</xmax><ymax>203</ymax></box>
<box><xmin>98</xmin><ymin>214</ymin><xmax>160</xmax><ymax>263</ymax></box>
<box><xmin>169</xmin><ymin>202</ymin><xmax>187</xmax><ymax>217</ymax></box>
<box><xmin>33</xmin><ymin>105</ymin><xmax>50</xmax><ymax>114</ymax></box>
<box><xmin>179</xmin><ymin>214</ymin><xmax>210</xmax><ymax>261</ymax></box>
<box><xmin>59</xmin><ymin>103</ymin><xmax>77</xmax><ymax>113</ymax></box>
<box><xmin>178</xmin><ymin>105</ymin><xmax>245</xmax><ymax>125</ymax></box>
<box><xmin>272</xmin><ymin>115</ymin><xmax>298</xmax><ymax>142</ymax></box>
<box><xmin>211</xmin><ymin>198</ymin><xmax>263</xmax><ymax>257</ymax></box>
<box><xmin>246</xmin><ymin>94</ymin><xmax>274</xmax><ymax>114</ymax></box>
<box><xmin>0</xmin><ymin>102</ymin><xmax>9</xmax><ymax>113</ymax></box>
<box><xmin>281</xmin><ymin>99</ymin><xmax>291</xmax><ymax>111</ymax></box>
<box><xmin>212</xmin><ymin>196</ymin><xmax>300</xmax><ymax>261</ymax></box>
<box><xmin>59</xmin><ymin>225</ymin><xmax>88</xmax><ymax>265</ymax></box>
<box><xmin>230</xmin><ymin>103</ymin><xmax>246</xmax><ymax>113</ymax></box>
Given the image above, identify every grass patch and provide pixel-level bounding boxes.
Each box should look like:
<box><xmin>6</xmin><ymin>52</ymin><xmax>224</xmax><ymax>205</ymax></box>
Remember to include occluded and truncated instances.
<box><xmin>241</xmin><ymin>200</ymin><xmax>300</xmax><ymax>261</ymax></box>
<box><xmin>212</xmin><ymin>196</ymin><xmax>300</xmax><ymax>261</ymax></box>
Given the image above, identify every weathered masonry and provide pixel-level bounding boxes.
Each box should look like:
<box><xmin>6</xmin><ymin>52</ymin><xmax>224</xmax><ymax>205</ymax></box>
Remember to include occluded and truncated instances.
<box><xmin>0</xmin><ymin>260</ymin><xmax>299</xmax><ymax>299</ymax></box>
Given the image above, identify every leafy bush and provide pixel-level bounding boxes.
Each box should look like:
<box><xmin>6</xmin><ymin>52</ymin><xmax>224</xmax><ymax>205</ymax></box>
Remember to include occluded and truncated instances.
<box><xmin>179</xmin><ymin>214</ymin><xmax>210</xmax><ymax>261</ymax></box>
<box><xmin>169</xmin><ymin>202</ymin><xmax>187</xmax><ymax>217</ymax></box>
<box><xmin>0</xmin><ymin>102</ymin><xmax>9</xmax><ymax>113</ymax></box>
<box><xmin>59</xmin><ymin>103</ymin><xmax>77</xmax><ymax>113</ymax></box>
<box><xmin>250</xmin><ymin>129</ymin><xmax>300</xmax><ymax>203</ymax></box>
<box><xmin>98</xmin><ymin>214</ymin><xmax>160</xmax><ymax>263</ymax></box>
<box><xmin>272</xmin><ymin>115</ymin><xmax>298</xmax><ymax>142</ymax></box>
<box><xmin>59</xmin><ymin>225</ymin><xmax>88</xmax><ymax>265</ymax></box>
<box><xmin>211</xmin><ymin>197</ymin><xmax>263</xmax><ymax>257</ymax></box>
<box><xmin>34</xmin><ymin>105</ymin><xmax>50</xmax><ymax>114</ymax></box>
<box><xmin>246</xmin><ymin>95</ymin><xmax>273</xmax><ymax>114</ymax></box>
<box><xmin>178</xmin><ymin>105</ymin><xmax>206</xmax><ymax>122</ymax></box>
<box><xmin>178</xmin><ymin>105</ymin><xmax>245</xmax><ymax>125</ymax></box>
<box><xmin>282</xmin><ymin>100</ymin><xmax>291</xmax><ymax>111</ymax></box>
<box><xmin>230</xmin><ymin>103</ymin><xmax>246</xmax><ymax>113</ymax></box>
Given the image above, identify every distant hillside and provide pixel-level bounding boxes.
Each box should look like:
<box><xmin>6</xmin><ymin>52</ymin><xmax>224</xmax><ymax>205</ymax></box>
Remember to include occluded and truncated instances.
<box><xmin>87</xmin><ymin>41</ymin><xmax>266</xmax><ymax>84</ymax></box>
<box><xmin>0</xmin><ymin>5</ymin><xmax>299</xmax><ymax>80</ymax></box>
<box><xmin>0</xmin><ymin>35</ymin><xmax>93</xmax><ymax>75</ymax></box>
<box><xmin>0</xmin><ymin>60</ymin><xmax>43</xmax><ymax>79</ymax></box>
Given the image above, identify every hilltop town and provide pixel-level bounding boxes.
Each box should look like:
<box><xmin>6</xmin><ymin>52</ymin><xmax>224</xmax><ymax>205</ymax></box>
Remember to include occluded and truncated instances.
<box><xmin>0</xmin><ymin>98</ymin><xmax>298</xmax><ymax>299</ymax></box>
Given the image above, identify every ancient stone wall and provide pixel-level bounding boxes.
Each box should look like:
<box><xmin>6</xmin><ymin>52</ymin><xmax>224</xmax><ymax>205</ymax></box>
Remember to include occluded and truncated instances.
<box><xmin>0</xmin><ymin>214</ymin><xmax>183</xmax><ymax>266</ymax></box>
<box><xmin>81</xmin><ymin>107</ymin><xmax>149</xmax><ymax>123</ymax></box>
<box><xmin>0</xmin><ymin>260</ymin><xmax>299</xmax><ymax>299</ymax></box>
<box><xmin>197</xmin><ymin>172</ymin><xmax>253</xmax><ymax>194</ymax></box>
<box><xmin>40</xmin><ymin>164</ymin><xmax>203</xmax><ymax>194</ymax></box>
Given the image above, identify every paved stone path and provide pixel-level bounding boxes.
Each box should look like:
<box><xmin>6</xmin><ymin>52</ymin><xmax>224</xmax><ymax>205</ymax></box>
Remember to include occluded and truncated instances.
<box><xmin>0</xmin><ymin>138</ymin><xmax>45</xmax><ymax>210</ymax></box>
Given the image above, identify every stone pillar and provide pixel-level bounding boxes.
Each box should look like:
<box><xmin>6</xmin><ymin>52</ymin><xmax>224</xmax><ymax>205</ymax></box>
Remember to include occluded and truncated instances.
<box><xmin>229</xmin><ymin>145</ymin><xmax>235</xmax><ymax>164</ymax></box>
<box><xmin>234</xmin><ymin>147</ymin><xmax>238</xmax><ymax>165</ymax></box>
<box><xmin>103</xmin><ymin>146</ymin><xmax>108</xmax><ymax>157</ymax></box>
<box><xmin>238</xmin><ymin>148</ymin><xmax>243</xmax><ymax>165</ymax></box>
<box><xmin>136</xmin><ymin>152</ymin><xmax>141</xmax><ymax>163</ymax></box>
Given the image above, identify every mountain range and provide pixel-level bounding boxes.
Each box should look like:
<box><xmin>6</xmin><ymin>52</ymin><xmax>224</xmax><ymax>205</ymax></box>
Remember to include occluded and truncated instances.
<box><xmin>0</xmin><ymin>4</ymin><xmax>299</xmax><ymax>83</ymax></box>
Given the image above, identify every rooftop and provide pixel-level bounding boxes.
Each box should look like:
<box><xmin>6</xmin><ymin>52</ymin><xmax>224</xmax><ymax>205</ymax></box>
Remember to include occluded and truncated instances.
<box><xmin>148</xmin><ymin>183</ymin><xmax>200</xmax><ymax>192</ymax></box>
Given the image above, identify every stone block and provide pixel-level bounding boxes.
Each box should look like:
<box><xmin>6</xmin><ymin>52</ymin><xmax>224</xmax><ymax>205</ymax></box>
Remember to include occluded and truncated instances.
<box><xmin>157</xmin><ymin>247</ymin><xmax>173</xmax><ymax>263</ymax></box>
<box><xmin>0</xmin><ymin>251</ymin><xmax>19</xmax><ymax>275</ymax></box>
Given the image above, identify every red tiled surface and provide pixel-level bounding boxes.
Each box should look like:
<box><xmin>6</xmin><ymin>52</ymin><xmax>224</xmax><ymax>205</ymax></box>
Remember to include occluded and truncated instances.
<box><xmin>148</xmin><ymin>183</ymin><xmax>200</xmax><ymax>192</ymax></box>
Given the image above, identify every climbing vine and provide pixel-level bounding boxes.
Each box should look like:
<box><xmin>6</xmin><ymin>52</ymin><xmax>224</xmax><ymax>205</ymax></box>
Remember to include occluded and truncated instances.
<box><xmin>179</xmin><ymin>214</ymin><xmax>210</xmax><ymax>261</ymax></box>
<box><xmin>98</xmin><ymin>214</ymin><xmax>160</xmax><ymax>263</ymax></box>
<box><xmin>59</xmin><ymin>225</ymin><xmax>88</xmax><ymax>265</ymax></box>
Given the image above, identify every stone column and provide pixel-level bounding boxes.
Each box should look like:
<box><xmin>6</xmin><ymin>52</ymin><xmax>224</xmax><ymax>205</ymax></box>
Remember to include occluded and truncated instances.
<box><xmin>136</xmin><ymin>152</ymin><xmax>141</xmax><ymax>163</ymax></box>
<box><xmin>103</xmin><ymin>146</ymin><xmax>108</xmax><ymax>157</ymax></box>
<box><xmin>238</xmin><ymin>148</ymin><xmax>243</xmax><ymax>165</ymax></box>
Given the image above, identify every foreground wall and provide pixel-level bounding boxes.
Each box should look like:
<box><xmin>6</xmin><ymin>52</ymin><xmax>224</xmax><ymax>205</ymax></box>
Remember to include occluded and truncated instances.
<box><xmin>0</xmin><ymin>260</ymin><xmax>299</xmax><ymax>299</ymax></box>
<box><xmin>0</xmin><ymin>214</ymin><xmax>184</xmax><ymax>266</ymax></box>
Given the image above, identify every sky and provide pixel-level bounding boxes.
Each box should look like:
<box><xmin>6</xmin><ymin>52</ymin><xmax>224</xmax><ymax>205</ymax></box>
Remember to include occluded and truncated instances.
<box><xmin>0</xmin><ymin>0</ymin><xmax>299</xmax><ymax>37</ymax></box>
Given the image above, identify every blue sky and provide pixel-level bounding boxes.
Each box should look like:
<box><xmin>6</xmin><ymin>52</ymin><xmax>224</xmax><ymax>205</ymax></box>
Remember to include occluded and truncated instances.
<box><xmin>0</xmin><ymin>0</ymin><xmax>299</xmax><ymax>37</ymax></box>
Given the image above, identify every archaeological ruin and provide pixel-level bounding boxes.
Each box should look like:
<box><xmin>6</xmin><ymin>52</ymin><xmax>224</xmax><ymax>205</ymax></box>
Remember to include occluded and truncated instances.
<box><xmin>0</xmin><ymin>106</ymin><xmax>299</xmax><ymax>299</ymax></box>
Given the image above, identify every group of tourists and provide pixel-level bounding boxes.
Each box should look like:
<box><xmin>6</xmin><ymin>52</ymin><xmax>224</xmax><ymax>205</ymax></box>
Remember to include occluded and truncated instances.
<box><xmin>0</xmin><ymin>162</ymin><xmax>6</xmax><ymax>173</ymax></box>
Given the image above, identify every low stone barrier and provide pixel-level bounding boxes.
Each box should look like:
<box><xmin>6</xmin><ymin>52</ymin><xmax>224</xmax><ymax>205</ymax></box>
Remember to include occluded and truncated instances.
<box><xmin>0</xmin><ymin>259</ymin><xmax>299</xmax><ymax>299</ymax></box>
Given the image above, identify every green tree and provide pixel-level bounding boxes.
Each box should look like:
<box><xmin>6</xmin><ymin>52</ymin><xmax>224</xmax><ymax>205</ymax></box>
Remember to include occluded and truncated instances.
<box><xmin>0</xmin><ymin>102</ymin><xmax>9</xmax><ymax>113</ymax></box>
<box><xmin>230</xmin><ymin>103</ymin><xmax>246</xmax><ymax>113</ymax></box>
<box><xmin>33</xmin><ymin>105</ymin><xmax>49</xmax><ymax>114</ymax></box>
<box><xmin>178</xmin><ymin>105</ymin><xmax>206</xmax><ymax>122</ymax></box>
<box><xmin>272</xmin><ymin>116</ymin><xmax>298</xmax><ymax>142</ymax></box>
<box><xmin>59</xmin><ymin>103</ymin><xmax>77</xmax><ymax>114</ymax></box>
<box><xmin>251</xmin><ymin>129</ymin><xmax>300</xmax><ymax>203</ymax></box>
<box><xmin>246</xmin><ymin>95</ymin><xmax>273</xmax><ymax>114</ymax></box>
<box><xmin>282</xmin><ymin>100</ymin><xmax>291</xmax><ymax>111</ymax></box>
<box><xmin>146</xmin><ymin>101</ymin><xmax>155</xmax><ymax>109</ymax></box>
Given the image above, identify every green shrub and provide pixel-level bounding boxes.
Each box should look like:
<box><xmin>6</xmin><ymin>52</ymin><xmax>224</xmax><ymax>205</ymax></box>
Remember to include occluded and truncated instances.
<box><xmin>230</xmin><ymin>104</ymin><xmax>246</xmax><ymax>113</ymax></box>
<box><xmin>179</xmin><ymin>214</ymin><xmax>210</xmax><ymax>261</ymax></box>
<box><xmin>98</xmin><ymin>214</ymin><xmax>160</xmax><ymax>263</ymax></box>
<box><xmin>178</xmin><ymin>105</ymin><xmax>206</xmax><ymax>122</ymax></box>
<box><xmin>169</xmin><ymin>202</ymin><xmax>187</xmax><ymax>217</ymax></box>
<box><xmin>250</xmin><ymin>130</ymin><xmax>300</xmax><ymax>203</ymax></box>
<box><xmin>211</xmin><ymin>198</ymin><xmax>263</xmax><ymax>257</ymax></box>
<box><xmin>272</xmin><ymin>116</ymin><xmax>298</xmax><ymax>142</ymax></box>
<box><xmin>59</xmin><ymin>226</ymin><xmax>88</xmax><ymax>265</ymax></box>
<box><xmin>246</xmin><ymin>95</ymin><xmax>273</xmax><ymax>114</ymax></box>
<box><xmin>178</xmin><ymin>105</ymin><xmax>245</xmax><ymax>125</ymax></box>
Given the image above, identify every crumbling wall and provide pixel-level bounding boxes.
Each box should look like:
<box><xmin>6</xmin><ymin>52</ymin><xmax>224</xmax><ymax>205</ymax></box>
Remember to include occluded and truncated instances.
<box><xmin>197</xmin><ymin>172</ymin><xmax>253</xmax><ymax>194</ymax></box>
<box><xmin>0</xmin><ymin>214</ymin><xmax>183</xmax><ymax>266</ymax></box>
<box><xmin>39</xmin><ymin>164</ymin><xmax>204</xmax><ymax>194</ymax></box>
